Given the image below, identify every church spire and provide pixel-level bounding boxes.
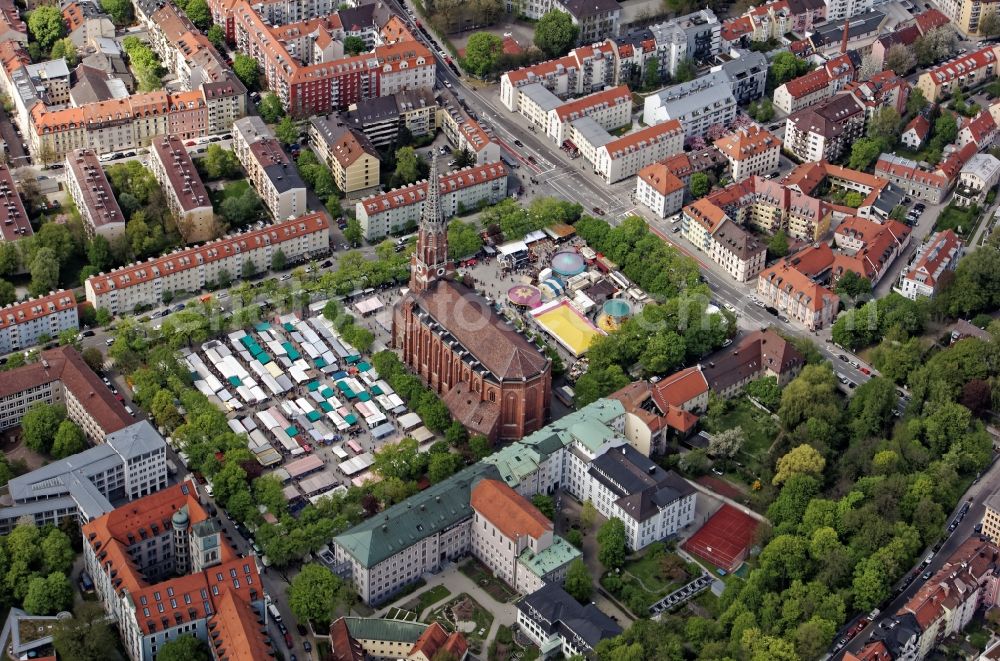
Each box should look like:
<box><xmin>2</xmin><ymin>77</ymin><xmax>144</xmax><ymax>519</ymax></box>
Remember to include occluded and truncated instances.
<box><xmin>421</xmin><ymin>153</ymin><xmax>443</xmax><ymax>230</ymax></box>
<box><xmin>409</xmin><ymin>154</ymin><xmax>452</xmax><ymax>293</ymax></box>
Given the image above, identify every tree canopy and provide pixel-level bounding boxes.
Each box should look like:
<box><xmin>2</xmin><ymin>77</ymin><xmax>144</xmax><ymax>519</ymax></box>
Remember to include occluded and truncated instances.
<box><xmin>463</xmin><ymin>32</ymin><xmax>503</xmax><ymax>78</ymax></box>
<box><xmin>534</xmin><ymin>10</ymin><xmax>579</xmax><ymax>58</ymax></box>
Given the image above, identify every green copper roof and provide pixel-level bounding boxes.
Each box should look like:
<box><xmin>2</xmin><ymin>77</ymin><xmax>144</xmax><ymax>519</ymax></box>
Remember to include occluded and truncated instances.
<box><xmin>518</xmin><ymin>536</ymin><xmax>582</xmax><ymax>578</ymax></box>
<box><xmin>334</xmin><ymin>462</ymin><xmax>498</xmax><ymax>568</ymax></box>
<box><xmin>342</xmin><ymin>616</ymin><xmax>428</xmax><ymax>643</ymax></box>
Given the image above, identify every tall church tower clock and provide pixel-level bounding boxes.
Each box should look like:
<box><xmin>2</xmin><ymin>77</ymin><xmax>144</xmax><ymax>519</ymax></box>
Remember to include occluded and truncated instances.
<box><xmin>410</xmin><ymin>155</ymin><xmax>452</xmax><ymax>293</ymax></box>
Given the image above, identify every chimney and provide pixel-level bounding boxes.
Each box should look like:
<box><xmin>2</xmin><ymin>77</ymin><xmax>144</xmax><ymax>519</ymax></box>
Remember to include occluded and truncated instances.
<box><xmin>841</xmin><ymin>20</ymin><xmax>849</xmax><ymax>55</ymax></box>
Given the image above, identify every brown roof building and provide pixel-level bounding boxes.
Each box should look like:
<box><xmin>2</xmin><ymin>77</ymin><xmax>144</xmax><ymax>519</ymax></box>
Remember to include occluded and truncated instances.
<box><xmin>148</xmin><ymin>135</ymin><xmax>214</xmax><ymax>243</ymax></box>
<box><xmin>394</xmin><ymin>158</ymin><xmax>550</xmax><ymax>441</ymax></box>
<box><xmin>64</xmin><ymin>149</ymin><xmax>126</xmax><ymax>242</ymax></box>
<box><xmin>702</xmin><ymin>329</ymin><xmax>805</xmax><ymax>396</ymax></box>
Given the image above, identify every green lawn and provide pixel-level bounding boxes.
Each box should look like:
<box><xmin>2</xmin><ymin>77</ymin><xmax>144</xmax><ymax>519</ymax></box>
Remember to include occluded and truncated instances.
<box><xmin>405</xmin><ymin>584</ymin><xmax>451</xmax><ymax>616</ymax></box>
<box><xmin>625</xmin><ymin>549</ymin><xmax>684</xmax><ymax>596</ymax></box>
<box><xmin>210</xmin><ymin>179</ymin><xmax>251</xmax><ymax>211</ymax></box>
<box><xmin>935</xmin><ymin>203</ymin><xmax>983</xmax><ymax>237</ymax></box>
<box><xmin>429</xmin><ymin>594</ymin><xmax>494</xmax><ymax>651</ymax></box>
<box><xmin>458</xmin><ymin>559</ymin><xmax>516</xmax><ymax>603</ymax></box>
<box><xmin>703</xmin><ymin>398</ymin><xmax>779</xmax><ymax>464</ymax></box>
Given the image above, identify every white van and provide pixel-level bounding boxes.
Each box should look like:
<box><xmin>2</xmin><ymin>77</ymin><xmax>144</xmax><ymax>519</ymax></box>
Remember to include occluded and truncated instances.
<box><xmin>268</xmin><ymin>603</ymin><xmax>282</xmax><ymax>622</ymax></box>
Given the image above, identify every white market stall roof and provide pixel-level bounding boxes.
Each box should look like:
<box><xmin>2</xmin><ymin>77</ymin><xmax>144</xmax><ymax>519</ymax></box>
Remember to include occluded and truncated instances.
<box><xmin>398</xmin><ymin>412</ymin><xmax>422</xmax><ymax>431</ymax></box>
<box><xmin>354</xmin><ymin>296</ymin><xmax>384</xmax><ymax>315</ymax></box>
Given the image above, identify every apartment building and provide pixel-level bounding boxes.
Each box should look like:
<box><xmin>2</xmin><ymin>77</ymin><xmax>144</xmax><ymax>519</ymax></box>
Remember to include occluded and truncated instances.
<box><xmin>0</xmin><ymin>290</ymin><xmax>78</xmax><ymax>355</ymax></box>
<box><xmin>0</xmin><ymin>163</ymin><xmax>32</xmax><ymax>246</ymax></box>
<box><xmin>0</xmin><ymin>420</ymin><xmax>166</xmax><ymax>534</ymax></box>
<box><xmin>0</xmin><ymin>0</ymin><xmax>26</xmax><ymax>45</ymax></box>
<box><xmin>546</xmin><ymin>85</ymin><xmax>631</xmax><ymax>144</ymax></box>
<box><xmin>552</xmin><ymin>0</ymin><xmax>621</xmax><ymax>44</ymax></box>
<box><xmin>825</xmin><ymin>0</ymin><xmax>873</xmax><ymax>21</ymax></box>
<box><xmin>344</xmin><ymin>88</ymin><xmax>438</xmax><ymax>148</ymax></box>
<box><xmin>635</xmin><ymin>161</ymin><xmax>685</xmax><ymax>218</ymax></box>
<box><xmin>0</xmin><ymin>345</ymin><xmax>133</xmax><ymax>440</ymax></box>
<box><xmin>773</xmin><ymin>68</ymin><xmax>832</xmax><ymax>114</ymax></box>
<box><xmin>470</xmin><ymin>479</ymin><xmax>580</xmax><ymax>595</ymax></box>
<box><xmin>23</xmin><ymin>80</ymin><xmax>246</xmax><ymax>160</ymax></box>
<box><xmin>63</xmin><ymin>0</ymin><xmax>115</xmax><ymax>50</ymax></box>
<box><xmin>714</xmin><ymin>49</ymin><xmax>769</xmax><ymax>105</ymax></box>
<box><xmin>436</xmin><ymin>89</ymin><xmax>501</xmax><ymax>165</ymax></box>
<box><xmin>594</xmin><ymin>120</ymin><xmax>686</xmax><ymax>184</ymax></box>
<box><xmin>682</xmin><ymin>200</ymin><xmax>766</xmax><ymax>282</ymax></box>
<box><xmin>757</xmin><ymin>251</ymin><xmax>840</xmax><ymax>329</ymax></box>
<box><xmin>783</xmin><ymin>160</ymin><xmax>901</xmax><ymax>221</ymax></box>
<box><xmin>355</xmin><ymin>162</ymin><xmax>508</xmax><ymax>240</ymax></box>
<box><xmin>64</xmin><ymin>148</ymin><xmax>126</xmax><ymax>242</ymax></box>
<box><xmin>832</xmin><ymin>217</ymin><xmax>912</xmax><ymax>284</ymax></box>
<box><xmin>517</xmin><ymin>584</ymin><xmax>622</xmax><ymax>659</ymax></box>
<box><xmin>500</xmin><ymin>42</ymin><xmax>617</xmax><ymax>112</ymax></box>
<box><xmin>84</xmin><ymin>214</ymin><xmax>331</xmax><ymax>314</ymax></box>
<box><xmin>958</xmin><ymin>153</ymin><xmax>1000</xmax><ymax>203</ymax></box>
<box><xmin>232</xmin><ymin>116</ymin><xmax>307</xmax><ymax>221</ymax></box>
<box><xmin>329</xmin><ymin>617</ymin><xmax>468</xmax><ymax>661</ymax></box>
<box><xmin>898</xmin><ymin>229</ymin><xmax>964</xmax><ymax>300</ymax></box>
<box><xmin>333</xmin><ymin>399</ymin><xmax>692</xmax><ymax>604</ymax></box>
<box><xmin>958</xmin><ymin>109</ymin><xmax>999</xmax><ymax>150</ymax></box>
<box><xmin>917</xmin><ymin>45</ymin><xmax>1000</xmax><ymax>101</ymax></box>
<box><xmin>784</xmin><ymin>93</ymin><xmax>865</xmax><ymax>163</ymax></box>
<box><xmin>714</xmin><ymin>125</ymin><xmax>780</xmax><ymax>182</ymax></box>
<box><xmin>83</xmin><ymin>481</ymin><xmax>271</xmax><ymax>661</ymax></box>
<box><xmin>309</xmin><ymin>115</ymin><xmax>380</xmax><ymax>196</ymax></box>
<box><xmin>148</xmin><ymin>135</ymin><xmax>215</xmax><ymax>243</ymax></box>
<box><xmin>642</xmin><ymin>70</ymin><xmax>737</xmax><ymax>138</ymax></box>
<box><xmin>903</xmin><ymin>115</ymin><xmax>931</xmax><ymax>150</ymax></box>
<box><xmin>874</xmin><ymin>153</ymin><xmax>955</xmax><ymax>204</ymax></box>
<box><xmin>982</xmin><ymin>492</ymin><xmax>1000</xmax><ymax>542</ymax></box>
<box><xmin>933</xmin><ymin>0</ymin><xmax>1000</xmax><ymax>36</ymax></box>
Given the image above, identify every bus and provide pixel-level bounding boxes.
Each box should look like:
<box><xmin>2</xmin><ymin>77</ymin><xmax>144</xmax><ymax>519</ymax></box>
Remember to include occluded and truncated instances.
<box><xmin>346</xmin><ymin>440</ymin><xmax>363</xmax><ymax>454</ymax></box>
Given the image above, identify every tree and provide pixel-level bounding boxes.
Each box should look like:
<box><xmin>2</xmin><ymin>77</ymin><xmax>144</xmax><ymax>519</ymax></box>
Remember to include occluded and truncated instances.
<box><xmin>427</xmin><ymin>451</ymin><xmax>463</xmax><ymax>483</ymax></box>
<box><xmin>271</xmin><ymin>248</ymin><xmax>287</xmax><ymax>271</ymax></box>
<box><xmin>23</xmin><ymin>572</ymin><xmax>73</xmax><ymax>615</ymax></box>
<box><xmin>0</xmin><ymin>240</ymin><xmax>19</xmax><ymax>275</ymax></box>
<box><xmin>847</xmin><ymin>137</ymin><xmax>885</xmax><ymax>171</ymax></box>
<box><xmin>122</xmin><ymin>37</ymin><xmax>164</xmax><ymax>92</ymax></box>
<box><xmin>773</xmin><ymin>444</ymin><xmax>826</xmax><ymax>485</ymax></box>
<box><xmin>980</xmin><ymin>10</ymin><xmax>1000</xmax><ymax>35</ymax></box>
<box><xmin>258</xmin><ymin>92</ymin><xmax>284</xmax><ymax>123</ymax></box>
<box><xmin>531</xmin><ymin>494</ymin><xmax>555</xmax><ymax>519</ymax></box>
<box><xmin>573</xmin><ymin>364</ymin><xmax>630</xmax><ymax>407</ymax></box>
<box><xmin>275</xmin><ymin>115</ymin><xmax>298</xmax><ymax>145</ymax></box>
<box><xmin>22</xmin><ymin>402</ymin><xmax>64</xmax><ymax>454</ymax></box>
<box><xmin>580</xmin><ymin>500</ymin><xmax>597</xmax><ymax>531</ymax></box>
<box><xmin>393</xmin><ymin>146</ymin><xmax>422</xmax><ymax>186</ymax></box>
<box><xmin>81</xmin><ymin>347</ymin><xmax>105</xmax><ymax>373</ymax></box>
<box><xmin>708</xmin><ymin>426</ymin><xmax>745</xmax><ymax>464</ymax></box>
<box><xmin>835</xmin><ymin>270</ymin><xmax>872</xmax><ymax>300</ymax></box>
<box><xmin>156</xmin><ymin>634</ymin><xmax>210</xmax><ymax>661</ymax></box>
<box><xmin>343</xmin><ymin>35</ymin><xmax>366</xmax><ymax>55</ymax></box>
<box><xmin>42</xmin><ymin>528</ymin><xmax>76</xmax><ymax>575</ymax></box>
<box><xmin>678</xmin><ymin>448</ymin><xmax>710</xmax><ymax>474</ymax></box>
<box><xmin>534</xmin><ymin>10</ymin><xmax>579</xmax><ymax>58</ymax></box>
<box><xmin>184</xmin><ymin>0</ymin><xmax>211</xmax><ymax>29</ymax></box>
<box><xmin>884</xmin><ymin>44</ymin><xmax>916</xmax><ymax>76</ymax></box>
<box><xmin>100</xmin><ymin>0</ymin><xmax>133</xmax><ymax>25</ymax></box>
<box><xmin>288</xmin><ymin>563</ymin><xmax>347</xmax><ymax>625</ymax></box>
<box><xmin>50</xmin><ymin>38</ymin><xmax>78</xmax><ymax>66</ymax></box>
<box><xmin>220</xmin><ymin>188</ymin><xmax>263</xmax><ymax>228</ymax></box>
<box><xmin>28</xmin><ymin>7</ymin><xmax>66</xmax><ymax>52</ymax></box>
<box><xmin>373</xmin><ymin>437</ymin><xmax>427</xmax><ymax>481</ymax></box>
<box><xmin>690</xmin><ymin>172</ymin><xmax>710</xmax><ymax>198</ymax></box>
<box><xmin>597</xmin><ymin>518</ymin><xmax>627</xmax><ymax>569</ymax></box>
<box><xmin>447</xmin><ymin>219</ymin><xmax>482</xmax><ymax>259</ymax></box>
<box><xmin>469</xmin><ymin>435</ymin><xmax>491</xmax><ymax>460</ymax></box>
<box><xmin>52</xmin><ymin>603</ymin><xmax>119</xmax><ymax>661</ymax></box>
<box><xmin>202</xmin><ymin>145</ymin><xmax>240</xmax><ymax>180</ymax></box>
<box><xmin>960</xmin><ymin>379</ymin><xmax>992</xmax><ymax>417</ymax></box>
<box><xmin>746</xmin><ymin>376</ymin><xmax>781</xmax><ymax>410</ymax></box>
<box><xmin>769</xmin><ymin>52</ymin><xmax>811</xmax><ymax>88</ymax></box>
<box><xmin>344</xmin><ymin>218</ymin><xmax>363</xmax><ymax>246</ymax></box>
<box><xmin>29</xmin><ymin>247</ymin><xmax>60</xmax><ymax>297</ymax></box>
<box><xmin>767</xmin><ymin>229</ymin><xmax>789</xmax><ymax>259</ymax></box>
<box><xmin>206</xmin><ymin>24</ymin><xmax>226</xmax><ymax>50</ymax></box>
<box><xmin>87</xmin><ymin>235</ymin><xmax>112</xmax><ymax>273</ymax></box>
<box><xmin>750</xmin><ymin>99</ymin><xmax>775</xmax><ymax>122</ymax></box>
<box><xmin>673</xmin><ymin>58</ymin><xmax>697</xmax><ymax>83</ymax></box>
<box><xmin>868</xmin><ymin>107</ymin><xmax>902</xmax><ymax>144</ymax></box>
<box><xmin>564</xmin><ymin>558</ymin><xmax>592</xmax><ymax>602</ymax></box>
<box><xmin>643</xmin><ymin>56</ymin><xmax>660</xmax><ymax>91</ymax></box>
<box><xmin>232</xmin><ymin>53</ymin><xmax>260</xmax><ymax>91</ymax></box>
<box><xmin>907</xmin><ymin>87</ymin><xmax>928</xmax><ymax>118</ymax></box>
<box><xmin>52</xmin><ymin>420</ymin><xmax>86</xmax><ymax>459</ymax></box>
<box><xmin>463</xmin><ymin>32</ymin><xmax>503</xmax><ymax>77</ymax></box>
<box><xmin>0</xmin><ymin>278</ymin><xmax>15</xmax><ymax>306</ymax></box>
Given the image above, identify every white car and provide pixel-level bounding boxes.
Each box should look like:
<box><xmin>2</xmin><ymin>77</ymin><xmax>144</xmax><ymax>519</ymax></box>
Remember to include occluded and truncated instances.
<box><xmin>723</xmin><ymin>302</ymin><xmax>736</xmax><ymax>312</ymax></box>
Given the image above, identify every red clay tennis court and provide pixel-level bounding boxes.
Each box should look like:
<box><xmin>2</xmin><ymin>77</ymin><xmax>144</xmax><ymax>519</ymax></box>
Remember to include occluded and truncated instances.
<box><xmin>682</xmin><ymin>504</ymin><xmax>759</xmax><ymax>573</ymax></box>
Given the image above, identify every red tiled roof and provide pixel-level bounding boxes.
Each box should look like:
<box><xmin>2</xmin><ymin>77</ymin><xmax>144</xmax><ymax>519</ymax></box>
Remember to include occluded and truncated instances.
<box><xmin>603</xmin><ymin>120</ymin><xmax>683</xmax><ymax>160</ymax></box>
<box><xmin>759</xmin><ymin>258</ymin><xmax>840</xmax><ymax>312</ymax></box>
<box><xmin>409</xmin><ymin>622</ymin><xmax>469</xmax><ymax>660</ymax></box>
<box><xmin>905</xmin><ymin>229</ymin><xmax>963</xmax><ymax>286</ymax></box>
<box><xmin>87</xmin><ymin>213</ymin><xmax>330</xmax><ymax>296</ymax></box>
<box><xmin>904</xmin><ymin>114</ymin><xmax>930</xmax><ymax>140</ymax></box>
<box><xmin>714</xmin><ymin>125</ymin><xmax>780</xmax><ymax>162</ymax></box>
<box><xmin>925</xmin><ymin>46</ymin><xmax>999</xmax><ymax>85</ymax></box>
<box><xmin>0</xmin><ymin>290</ymin><xmax>76</xmax><ymax>332</ymax></box>
<box><xmin>721</xmin><ymin>16</ymin><xmax>753</xmax><ymax>42</ymax></box>
<box><xmin>651</xmin><ymin>366</ymin><xmax>708</xmax><ymax>410</ymax></box>
<box><xmin>361</xmin><ymin>163</ymin><xmax>508</xmax><ymax>215</ymax></box>
<box><xmin>684</xmin><ymin>198</ymin><xmax>728</xmax><ymax>233</ymax></box>
<box><xmin>782</xmin><ymin>68</ymin><xmax>830</xmax><ymax>99</ymax></box>
<box><xmin>554</xmin><ymin>85</ymin><xmax>630</xmax><ymax>122</ymax></box>
<box><xmin>637</xmin><ymin>162</ymin><xmax>684</xmax><ymax>196</ymax></box>
<box><xmin>914</xmin><ymin>8</ymin><xmax>950</xmax><ymax>34</ymax></box>
<box><xmin>471</xmin><ymin>479</ymin><xmax>551</xmax><ymax>541</ymax></box>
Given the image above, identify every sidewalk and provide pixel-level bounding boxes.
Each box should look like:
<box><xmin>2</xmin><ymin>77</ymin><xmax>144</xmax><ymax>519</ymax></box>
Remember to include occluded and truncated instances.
<box><xmin>374</xmin><ymin>563</ymin><xmax>518</xmax><ymax>652</ymax></box>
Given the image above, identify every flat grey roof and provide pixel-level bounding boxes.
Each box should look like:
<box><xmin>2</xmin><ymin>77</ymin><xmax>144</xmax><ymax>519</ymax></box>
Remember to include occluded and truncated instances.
<box><xmin>106</xmin><ymin>420</ymin><xmax>166</xmax><ymax>460</ymax></box>
<box><xmin>570</xmin><ymin>116</ymin><xmax>612</xmax><ymax>148</ymax></box>
<box><xmin>520</xmin><ymin>82</ymin><xmax>564</xmax><ymax>113</ymax></box>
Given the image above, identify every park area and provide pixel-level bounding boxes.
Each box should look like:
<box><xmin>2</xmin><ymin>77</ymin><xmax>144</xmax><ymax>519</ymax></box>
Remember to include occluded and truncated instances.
<box><xmin>459</xmin><ymin>559</ymin><xmax>517</xmax><ymax>603</ymax></box>
<box><xmin>701</xmin><ymin>397</ymin><xmax>779</xmax><ymax>485</ymax></box>
<box><xmin>600</xmin><ymin>542</ymin><xmax>701</xmax><ymax>615</ymax></box>
<box><xmin>428</xmin><ymin>593</ymin><xmax>495</xmax><ymax>654</ymax></box>
<box><xmin>935</xmin><ymin>203</ymin><xmax>985</xmax><ymax>237</ymax></box>
<box><xmin>400</xmin><ymin>584</ymin><xmax>452</xmax><ymax>617</ymax></box>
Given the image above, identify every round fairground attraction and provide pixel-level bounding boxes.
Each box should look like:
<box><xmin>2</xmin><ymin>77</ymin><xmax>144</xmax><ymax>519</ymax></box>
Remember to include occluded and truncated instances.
<box><xmin>507</xmin><ymin>284</ymin><xmax>542</xmax><ymax>308</ymax></box>
<box><xmin>551</xmin><ymin>251</ymin><xmax>586</xmax><ymax>277</ymax></box>
<box><xmin>598</xmin><ymin>298</ymin><xmax>632</xmax><ymax>332</ymax></box>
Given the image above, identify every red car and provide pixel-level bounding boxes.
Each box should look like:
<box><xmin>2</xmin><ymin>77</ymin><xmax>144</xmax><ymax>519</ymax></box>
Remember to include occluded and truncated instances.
<box><xmin>185</xmin><ymin>140</ymin><xmax>196</xmax><ymax>147</ymax></box>
<box><xmin>283</xmin><ymin>631</ymin><xmax>294</xmax><ymax>648</ymax></box>
<box><xmin>860</xmin><ymin>367</ymin><xmax>871</xmax><ymax>375</ymax></box>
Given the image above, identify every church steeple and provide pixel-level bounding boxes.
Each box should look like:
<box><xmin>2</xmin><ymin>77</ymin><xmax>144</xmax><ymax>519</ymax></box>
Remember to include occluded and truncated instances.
<box><xmin>410</xmin><ymin>154</ymin><xmax>452</xmax><ymax>292</ymax></box>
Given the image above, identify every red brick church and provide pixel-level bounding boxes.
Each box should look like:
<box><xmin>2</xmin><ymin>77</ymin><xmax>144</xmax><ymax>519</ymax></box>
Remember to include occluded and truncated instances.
<box><xmin>392</xmin><ymin>157</ymin><xmax>551</xmax><ymax>441</ymax></box>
